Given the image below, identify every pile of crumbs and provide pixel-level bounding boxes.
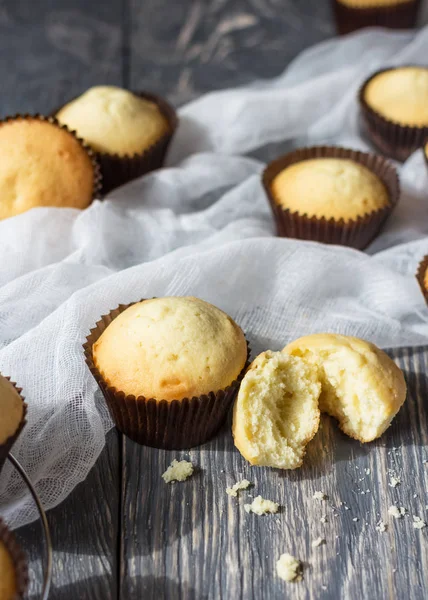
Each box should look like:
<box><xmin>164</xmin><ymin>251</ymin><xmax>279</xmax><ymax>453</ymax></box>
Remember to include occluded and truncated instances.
<box><xmin>388</xmin><ymin>506</ymin><xmax>406</xmax><ymax>519</ymax></box>
<box><xmin>226</xmin><ymin>479</ymin><xmax>251</xmax><ymax>497</ymax></box>
<box><xmin>244</xmin><ymin>495</ymin><xmax>279</xmax><ymax>515</ymax></box>
<box><xmin>313</xmin><ymin>491</ymin><xmax>327</xmax><ymax>501</ymax></box>
<box><xmin>413</xmin><ymin>516</ymin><xmax>427</xmax><ymax>530</ymax></box>
<box><xmin>162</xmin><ymin>459</ymin><xmax>194</xmax><ymax>483</ymax></box>
<box><xmin>376</xmin><ymin>520</ymin><xmax>387</xmax><ymax>533</ymax></box>
<box><xmin>276</xmin><ymin>553</ymin><xmax>302</xmax><ymax>582</ymax></box>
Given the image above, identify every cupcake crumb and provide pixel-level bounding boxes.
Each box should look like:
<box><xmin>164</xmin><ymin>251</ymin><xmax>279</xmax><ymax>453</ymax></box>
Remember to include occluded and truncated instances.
<box><xmin>244</xmin><ymin>495</ymin><xmax>279</xmax><ymax>515</ymax></box>
<box><xmin>226</xmin><ymin>479</ymin><xmax>251</xmax><ymax>497</ymax></box>
<box><xmin>162</xmin><ymin>459</ymin><xmax>194</xmax><ymax>483</ymax></box>
<box><xmin>276</xmin><ymin>553</ymin><xmax>302</xmax><ymax>582</ymax></box>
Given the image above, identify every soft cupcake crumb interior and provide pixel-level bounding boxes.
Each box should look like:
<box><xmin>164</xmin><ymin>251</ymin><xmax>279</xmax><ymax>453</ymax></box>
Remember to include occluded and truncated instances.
<box><xmin>232</xmin><ymin>351</ymin><xmax>321</xmax><ymax>469</ymax></box>
<box><xmin>284</xmin><ymin>334</ymin><xmax>407</xmax><ymax>442</ymax></box>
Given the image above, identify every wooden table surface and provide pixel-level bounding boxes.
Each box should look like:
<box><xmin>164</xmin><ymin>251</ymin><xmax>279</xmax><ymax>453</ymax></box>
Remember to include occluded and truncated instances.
<box><xmin>2</xmin><ymin>1</ymin><xmax>427</xmax><ymax>599</ymax></box>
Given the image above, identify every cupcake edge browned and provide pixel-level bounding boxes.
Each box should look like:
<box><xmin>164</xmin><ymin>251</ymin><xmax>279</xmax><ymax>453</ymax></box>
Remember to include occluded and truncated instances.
<box><xmin>83</xmin><ymin>300</ymin><xmax>250</xmax><ymax>450</ymax></box>
<box><xmin>262</xmin><ymin>145</ymin><xmax>399</xmax><ymax>250</ymax></box>
<box><xmin>333</xmin><ymin>0</ymin><xmax>421</xmax><ymax>36</ymax></box>
<box><xmin>416</xmin><ymin>255</ymin><xmax>428</xmax><ymax>305</ymax></box>
<box><xmin>0</xmin><ymin>114</ymin><xmax>102</xmax><ymax>204</ymax></box>
<box><xmin>359</xmin><ymin>67</ymin><xmax>428</xmax><ymax>162</ymax></box>
<box><xmin>0</xmin><ymin>377</ymin><xmax>27</xmax><ymax>475</ymax></box>
<box><xmin>0</xmin><ymin>518</ymin><xmax>29</xmax><ymax>599</ymax></box>
<box><xmin>54</xmin><ymin>91</ymin><xmax>178</xmax><ymax>196</ymax></box>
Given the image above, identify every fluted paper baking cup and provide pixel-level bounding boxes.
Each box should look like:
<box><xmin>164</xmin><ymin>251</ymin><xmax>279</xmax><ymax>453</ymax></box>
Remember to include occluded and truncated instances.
<box><xmin>55</xmin><ymin>91</ymin><xmax>178</xmax><ymax>195</ymax></box>
<box><xmin>0</xmin><ymin>114</ymin><xmax>102</xmax><ymax>201</ymax></box>
<box><xmin>262</xmin><ymin>145</ymin><xmax>399</xmax><ymax>250</ymax></box>
<box><xmin>333</xmin><ymin>0</ymin><xmax>420</xmax><ymax>35</ymax></box>
<box><xmin>84</xmin><ymin>301</ymin><xmax>250</xmax><ymax>450</ymax></box>
<box><xmin>359</xmin><ymin>67</ymin><xmax>428</xmax><ymax>162</ymax></box>
<box><xmin>416</xmin><ymin>255</ymin><xmax>428</xmax><ymax>305</ymax></box>
<box><xmin>0</xmin><ymin>518</ymin><xmax>29</xmax><ymax>599</ymax></box>
<box><xmin>0</xmin><ymin>376</ymin><xmax>27</xmax><ymax>475</ymax></box>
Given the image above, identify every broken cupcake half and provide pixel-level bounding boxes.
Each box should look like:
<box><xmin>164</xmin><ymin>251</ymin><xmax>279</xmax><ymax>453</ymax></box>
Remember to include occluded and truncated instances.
<box><xmin>232</xmin><ymin>333</ymin><xmax>406</xmax><ymax>469</ymax></box>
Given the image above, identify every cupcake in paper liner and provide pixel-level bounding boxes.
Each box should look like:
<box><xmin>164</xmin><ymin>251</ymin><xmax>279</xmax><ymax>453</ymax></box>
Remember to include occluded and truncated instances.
<box><xmin>333</xmin><ymin>0</ymin><xmax>421</xmax><ymax>35</ymax></box>
<box><xmin>0</xmin><ymin>518</ymin><xmax>29</xmax><ymax>599</ymax></box>
<box><xmin>416</xmin><ymin>255</ymin><xmax>428</xmax><ymax>305</ymax></box>
<box><xmin>0</xmin><ymin>114</ymin><xmax>102</xmax><ymax>221</ymax></box>
<box><xmin>55</xmin><ymin>86</ymin><xmax>178</xmax><ymax>195</ymax></box>
<box><xmin>262</xmin><ymin>145</ymin><xmax>399</xmax><ymax>250</ymax></box>
<box><xmin>84</xmin><ymin>297</ymin><xmax>250</xmax><ymax>450</ymax></box>
<box><xmin>0</xmin><ymin>375</ymin><xmax>27</xmax><ymax>475</ymax></box>
<box><xmin>359</xmin><ymin>66</ymin><xmax>428</xmax><ymax>162</ymax></box>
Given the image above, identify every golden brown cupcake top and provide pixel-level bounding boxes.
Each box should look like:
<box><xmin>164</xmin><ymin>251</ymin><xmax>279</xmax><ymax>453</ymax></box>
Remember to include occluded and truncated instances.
<box><xmin>0</xmin><ymin>540</ymin><xmax>17</xmax><ymax>600</ymax></box>
<box><xmin>93</xmin><ymin>296</ymin><xmax>247</xmax><ymax>401</ymax></box>
<box><xmin>0</xmin><ymin>376</ymin><xmax>24</xmax><ymax>445</ymax></box>
<box><xmin>56</xmin><ymin>86</ymin><xmax>169</xmax><ymax>156</ymax></box>
<box><xmin>364</xmin><ymin>67</ymin><xmax>428</xmax><ymax>127</ymax></box>
<box><xmin>271</xmin><ymin>157</ymin><xmax>389</xmax><ymax>221</ymax></box>
<box><xmin>0</xmin><ymin>118</ymin><xmax>95</xmax><ymax>220</ymax></box>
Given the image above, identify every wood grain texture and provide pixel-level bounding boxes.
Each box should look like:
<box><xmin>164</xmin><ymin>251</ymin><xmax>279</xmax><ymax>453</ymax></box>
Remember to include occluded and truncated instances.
<box><xmin>129</xmin><ymin>0</ymin><xmax>335</xmax><ymax>106</ymax></box>
<box><xmin>16</xmin><ymin>429</ymin><xmax>120</xmax><ymax>600</ymax></box>
<box><xmin>121</xmin><ymin>345</ymin><xmax>428</xmax><ymax>599</ymax></box>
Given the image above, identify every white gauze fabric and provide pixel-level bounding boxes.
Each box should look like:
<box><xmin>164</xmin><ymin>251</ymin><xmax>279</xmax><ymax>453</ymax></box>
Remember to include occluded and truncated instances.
<box><xmin>2</xmin><ymin>27</ymin><xmax>428</xmax><ymax>528</ymax></box>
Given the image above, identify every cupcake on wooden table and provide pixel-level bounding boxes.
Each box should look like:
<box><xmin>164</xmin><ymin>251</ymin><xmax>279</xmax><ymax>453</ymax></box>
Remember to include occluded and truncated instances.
<box><xmin>360</xmin><ymin>66</ymin><xmax>428</xmax><ymax>161</ymax></box>
<box><xmin>263</xmin><ymin>146</ymin><xmax>399</xmax><ymax>249</ymax></box>
<box><xmin>0</xmin><ymin>374</ymin><xmax>27</xmax><ymax>474</ymax></box>
<box><xmin>0</xmin><ymin>519</ymin><xmax>28</xmax><ymax>600</ymax></box>
<box><xmin>84</xmin><ymin>296</ymin><xmax>249</xmax><ymax>449</ymax></box>
<box><xmin>0</xmin><ymin>116</ymin><xmax>100</xmax><ymax>221</ymax></box>
<box><xmin>333</xmin><ymin>0</ymin><xmax>421</xmax><ymax>35</ymax></box>
<box><xmin>56</xmin><ymin>86</ymin><xmax>178</xmax><ymax>194</ymax></box>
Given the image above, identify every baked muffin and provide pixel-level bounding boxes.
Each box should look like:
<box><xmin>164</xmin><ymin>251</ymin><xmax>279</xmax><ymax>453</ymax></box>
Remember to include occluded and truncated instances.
<box><xmin>263</xmin><ymin>146</ymin><xmax>398</xmax><ymax>249</ymax></box>
<box><xmin>271</xmin><ymin>158</ymin><xmax>389</xmax><ymax>221</ymax></box>
<box><xmin>232</xmin><ymin>350</ymin><xmax>321</xmax><ymax>470</ymax></box>
<box><xmin>0</xmin><ymin>375</ymin><xmax>27</xmax><ymax>474</ymax></box>
<box><xmin>0</xmin><ymin>116</ymin><xmax>99</xmax><ymax>220</ymax></box>
<box><xmin>56</xmin><ymin>86</ymin><xmax>178</xmax><ymax>194</ymax></box>
<box><xmin>333</xmin><ymin>0</ymin><xmax>421</xmax><ymax>35</ymax></box>
<box><xmin>284</xmin><ymin>334</ymin><xmax>407</xmax><ymax>442</ymax></box>
<box><xmin>0</xmin><ymin>519</ymin><xmax>28</xmax><ymax>600</ymax></box>
<box><xmin>360</xmin><ymin>67</ymin><xmax>428</xmax><ymax>161</ymax></box>
<box><xmin>85</xmin><ymin>296</ymin><xmax>248</xmax><ymax>449</ymax></box>
<box><xmin>416</xmin><ymin>255</ymin><xmax>428</xmax><ymax>305</ymax></box>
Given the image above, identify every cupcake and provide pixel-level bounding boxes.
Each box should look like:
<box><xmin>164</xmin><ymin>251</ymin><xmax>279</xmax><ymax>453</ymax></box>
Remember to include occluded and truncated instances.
<box><xmin>84</xmin><ymin>297</ymin><xmax>249</xmax><ymax>449</ymax></box>
<box><xmin>416</xmin><ymin>255</ymin><xmax>428</xmax><ymax>305</ymax></box>
<box><xmin>0</xmin><ymin>116</ymin><xmax>100</xmax><ymax>221</ymax></box>
<box><xmin>56</xmin><ymin>86</ymin><xmax>178</xmax><ymax>194</ymax></box>
<box><xmin>0</xmin><ymin>519</ymin><xmax>28</xmax><ymax>599</ymax></box>
<box><xmin>360</xmin><ymin>66</ymin><xmax>428</xmax><ymax>161</ymax></box>
<box><xmin>0</xmin><ymin>375</ymin><xmax>27</xmax><ymax>474</ymax></box>
<box><xmin>262</xmin><ymin>146</ymin><xmax>399</xmax><ymax>249</ymax></box>
<box><xmin>333</xmin><ymin>0</ymin><xmax>421</xmax><ymax>35</ymax></box>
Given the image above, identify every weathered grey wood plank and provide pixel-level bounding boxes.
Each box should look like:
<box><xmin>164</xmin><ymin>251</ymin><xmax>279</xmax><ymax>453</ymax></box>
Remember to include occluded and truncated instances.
<box><xmin>128</xmin><ymin>0</ymin><xmax>335</xmax><ymax>106</ymax></box>
<box><xmin>15</xmin><ymin>429</ymin><xmax>120</xmax><ymax>600</ymax></box>
<box><xmin>120</xmin><ymin>345</ymin><xmax>428</xmax><ymax>599</ymax></box>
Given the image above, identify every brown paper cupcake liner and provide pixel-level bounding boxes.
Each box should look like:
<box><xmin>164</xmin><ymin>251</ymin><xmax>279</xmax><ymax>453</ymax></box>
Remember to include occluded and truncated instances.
<box><xmin>1</xmin><ymin>114</ymin><xmax>102</xmax><ymax>200</ymax></box>
<box><xmin>332</xmin><ymin>0</ymin><xmax>421</xmax><ymax>35</ymax></box>
<box><xmin>0</xmin><ymin>376</ymin><xmax>27</xmax><ymax>475</ymax></box>
<box><xmin>0</xmin><ymin>518</ymin><xmax>29</xmax><ymax>598</ymax></box>
<box><xmin>416</xmin><ymin>255</ymin><xmax>428</xmax><ymax>305</ymax></box>
<box><xmin>84</xmin><ymin>301</ymin><xmax>250</xmax><ymax>450</ymax></box>
<box><xmin>262</xmin><ymin>145</ymin><xmax>399</xmax><ymax>250</ymax></box>
<box><xmin>54</xmin><ymin>91</ymin><xmax>178</xmax><ymax>196</ymax></box>
<box><xmin>359</xmin><ymin>67</ymin><xmax>428</xmax><ymax>162</ymax></box>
